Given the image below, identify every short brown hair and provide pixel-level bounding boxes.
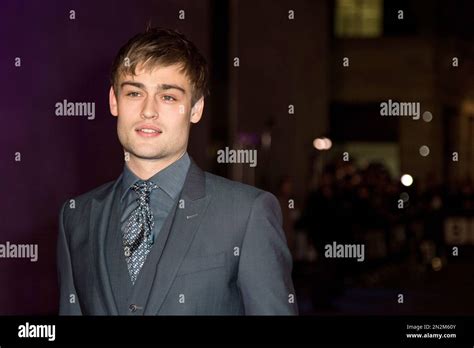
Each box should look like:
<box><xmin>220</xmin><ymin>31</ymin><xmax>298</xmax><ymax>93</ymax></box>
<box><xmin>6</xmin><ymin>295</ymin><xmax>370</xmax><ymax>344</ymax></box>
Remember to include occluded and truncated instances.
<box><xmin>110</xmin><ymin>27</ymin><xmax>209</xmax><ymax>106</ymax></box>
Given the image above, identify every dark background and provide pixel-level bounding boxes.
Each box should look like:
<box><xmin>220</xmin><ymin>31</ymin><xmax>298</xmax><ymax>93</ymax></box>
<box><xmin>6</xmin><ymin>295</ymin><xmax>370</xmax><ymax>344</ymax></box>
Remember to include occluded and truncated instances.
<box><xmin>0</xmin><ymin>0</ymin><xmax>473</xmax><ymax>315</ymax></box>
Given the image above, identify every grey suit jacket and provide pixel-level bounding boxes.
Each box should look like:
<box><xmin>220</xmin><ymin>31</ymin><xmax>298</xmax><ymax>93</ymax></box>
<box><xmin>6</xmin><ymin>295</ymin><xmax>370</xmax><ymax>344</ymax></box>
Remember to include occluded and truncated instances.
<box><xmin>57</xmin><ymin>158</ymin><xmax>298</xmax><ymax>315</ymax></box>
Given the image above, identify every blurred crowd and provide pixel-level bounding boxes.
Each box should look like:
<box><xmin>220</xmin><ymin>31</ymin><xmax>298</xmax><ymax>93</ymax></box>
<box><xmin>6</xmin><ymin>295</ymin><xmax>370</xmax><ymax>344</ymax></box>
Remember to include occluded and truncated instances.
<box><xmin>279</xmin><ymin>159</ymin><xmax>474</xmax><ymax>259</ymax></box>
<box><xmin>276</xmin><ymin>159</ymin><xmax>473</xmax><ymax>310</ymax></box>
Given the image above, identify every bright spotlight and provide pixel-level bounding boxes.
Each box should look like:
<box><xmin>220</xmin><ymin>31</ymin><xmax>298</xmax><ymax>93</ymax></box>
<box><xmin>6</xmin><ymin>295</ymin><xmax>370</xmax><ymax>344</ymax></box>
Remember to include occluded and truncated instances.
<box><xmin>322</xmin><ymin>137</ymin><xmax>332</xmax><ymax>150</ymax></box>
<box><xmin>401</xmin><ymin>174</ymin><xmax>413</xmax><ymax>187</ymax></box>
<box><xmin>313</xmin><ymin>138</ymin><xmax>325</xmax><ymax>150</ymax></box>
<box><xmin>313</xmin><ymin>137</ymin><xmax>332</xmax><ymax>150</ymax></box>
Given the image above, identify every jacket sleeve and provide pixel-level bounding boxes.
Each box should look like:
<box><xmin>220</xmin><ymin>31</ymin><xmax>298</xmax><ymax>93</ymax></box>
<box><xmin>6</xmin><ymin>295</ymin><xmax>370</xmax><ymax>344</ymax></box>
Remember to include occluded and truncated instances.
<box><xmin>57</xmin><ymin>201</ymin><xmax>83</xmax><ymax>315</ymax></box>
<box><xmin>237</xmin><ymin>191</ymin><xmax>299</xmax><ymax>315</ymax></box>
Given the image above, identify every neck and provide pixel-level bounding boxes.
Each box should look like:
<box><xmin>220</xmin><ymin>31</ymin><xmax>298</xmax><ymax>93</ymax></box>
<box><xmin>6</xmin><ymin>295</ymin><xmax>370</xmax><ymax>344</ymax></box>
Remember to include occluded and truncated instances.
<box><xmin>126</xmin><ymin>151</ymin><xmax>186</xmax><ymax>180</ymax></box>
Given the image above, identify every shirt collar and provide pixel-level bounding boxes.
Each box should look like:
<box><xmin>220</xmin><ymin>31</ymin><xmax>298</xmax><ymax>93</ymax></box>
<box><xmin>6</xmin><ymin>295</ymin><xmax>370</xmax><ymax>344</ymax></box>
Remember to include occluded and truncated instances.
<box><xmin>120</xmin><ymin>152</ymin><xmax>191</xmax><ymax>201</ymax></box>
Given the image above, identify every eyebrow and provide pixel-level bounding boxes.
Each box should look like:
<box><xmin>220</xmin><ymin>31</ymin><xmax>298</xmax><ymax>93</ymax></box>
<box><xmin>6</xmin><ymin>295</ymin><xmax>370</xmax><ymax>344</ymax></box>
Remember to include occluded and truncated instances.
<box><xmin>120</xmin><ymin>81</ymin><xmax>186</xmax><ymax>94</ymax></box>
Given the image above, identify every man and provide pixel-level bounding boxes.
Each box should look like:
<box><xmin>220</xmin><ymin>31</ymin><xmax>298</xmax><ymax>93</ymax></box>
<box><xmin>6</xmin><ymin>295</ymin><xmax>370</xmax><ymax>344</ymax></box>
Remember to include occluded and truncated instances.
<box><xmin>57</xmin><ymin>27</ymin><xmax>298</xmax><ymax>315</ymax></box>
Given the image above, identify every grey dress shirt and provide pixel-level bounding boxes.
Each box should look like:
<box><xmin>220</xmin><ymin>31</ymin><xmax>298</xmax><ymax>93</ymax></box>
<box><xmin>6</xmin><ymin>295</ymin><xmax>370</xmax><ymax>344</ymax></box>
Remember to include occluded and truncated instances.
<box><xmin>119</xmin><ymin>152</ymin><xmax>191</xmax><ymax>243</ymax></box>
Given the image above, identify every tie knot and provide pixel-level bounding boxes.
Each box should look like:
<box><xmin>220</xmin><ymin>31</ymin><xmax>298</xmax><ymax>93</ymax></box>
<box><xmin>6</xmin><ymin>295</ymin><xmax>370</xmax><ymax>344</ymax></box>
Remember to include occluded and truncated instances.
<box><xmin>131</xmin><ymin>180</ymin><xmax>158</xmax><ymax>198</ymax></box>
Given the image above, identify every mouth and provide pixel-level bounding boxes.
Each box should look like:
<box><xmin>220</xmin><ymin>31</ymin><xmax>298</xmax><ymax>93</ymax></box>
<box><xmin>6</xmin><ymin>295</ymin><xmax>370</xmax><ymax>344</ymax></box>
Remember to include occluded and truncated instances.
<box><xmin>135</xmin><ymin>125</ymin><xmax>163</xmax><ymax>137</ymax></box>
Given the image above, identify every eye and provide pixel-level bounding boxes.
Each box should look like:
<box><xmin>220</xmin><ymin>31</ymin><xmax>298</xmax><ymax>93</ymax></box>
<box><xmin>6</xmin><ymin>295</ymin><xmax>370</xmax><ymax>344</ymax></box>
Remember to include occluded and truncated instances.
<box><xmin>162</xmin><ymin>95</ymin><xmax>176</xmax><ymax>102</ymax></box>
<box><xmin>126</xmin><ymin>91</ymin><xmax>141</xmax><ymax>97</ymax></box>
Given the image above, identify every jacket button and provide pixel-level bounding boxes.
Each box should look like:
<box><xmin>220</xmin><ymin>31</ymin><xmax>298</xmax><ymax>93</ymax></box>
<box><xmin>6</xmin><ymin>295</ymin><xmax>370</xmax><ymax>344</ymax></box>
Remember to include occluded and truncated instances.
<box><xmin>129</xmin><ymin>304</ymin><xmax>137</xmax><ymax>313</ymax></box>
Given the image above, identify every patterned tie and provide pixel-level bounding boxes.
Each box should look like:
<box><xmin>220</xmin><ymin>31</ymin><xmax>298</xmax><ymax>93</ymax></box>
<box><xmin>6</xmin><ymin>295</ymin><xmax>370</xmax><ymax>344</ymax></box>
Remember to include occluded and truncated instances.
<box><xmin>123</xmin><ymin>180</ymin><xmax>158</xmax><ymax>284</ymax></box>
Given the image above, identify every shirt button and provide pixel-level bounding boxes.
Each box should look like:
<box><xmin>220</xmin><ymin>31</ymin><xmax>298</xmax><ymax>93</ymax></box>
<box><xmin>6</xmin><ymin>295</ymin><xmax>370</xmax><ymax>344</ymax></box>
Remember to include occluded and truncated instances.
<box><xmin>129</xmin><ymin>304</ymin><xmax>137</xmax><ymax>313</ymax></box>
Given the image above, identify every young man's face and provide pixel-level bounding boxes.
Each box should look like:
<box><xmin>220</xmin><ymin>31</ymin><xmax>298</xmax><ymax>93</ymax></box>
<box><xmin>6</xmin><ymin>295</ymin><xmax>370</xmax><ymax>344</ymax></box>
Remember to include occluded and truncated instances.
<box><xmin>109</xmin><ymin>63</ymin><xmax>204</xmax><ymax>164</ymax></box>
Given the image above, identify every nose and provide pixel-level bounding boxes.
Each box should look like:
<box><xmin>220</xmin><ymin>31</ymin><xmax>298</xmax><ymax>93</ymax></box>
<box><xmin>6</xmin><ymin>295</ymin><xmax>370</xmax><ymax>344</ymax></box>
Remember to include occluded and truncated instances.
<box><xmin>141</xmin><ymin>95</ymin><xmax>158</xmax><ymax>119</ymax></box>
<box><xmin>141</xmin><ymin>112</ymin><xmax>157</xmax><ymax>119</ymax></box>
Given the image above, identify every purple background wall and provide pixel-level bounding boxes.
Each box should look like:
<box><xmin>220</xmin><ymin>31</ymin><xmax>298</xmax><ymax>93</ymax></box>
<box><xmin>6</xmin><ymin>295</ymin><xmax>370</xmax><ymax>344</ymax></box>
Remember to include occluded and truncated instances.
<box><xmin>0</xmin><ymin>0</ymin><xmax>211</xmax><ymax>314</ymax></box>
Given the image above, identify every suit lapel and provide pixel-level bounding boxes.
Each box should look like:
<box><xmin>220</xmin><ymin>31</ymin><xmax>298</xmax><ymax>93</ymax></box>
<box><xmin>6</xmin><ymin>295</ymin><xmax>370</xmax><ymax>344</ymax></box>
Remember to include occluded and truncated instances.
<box><xmin>90</xmin><ymin>177</ymin><xmax>121</xmax><ymax>315</ymax></box>
<box><xmin>144</xmin><ymin>159</ymin><xmax>211</xmax><ymax>315</ymax></box>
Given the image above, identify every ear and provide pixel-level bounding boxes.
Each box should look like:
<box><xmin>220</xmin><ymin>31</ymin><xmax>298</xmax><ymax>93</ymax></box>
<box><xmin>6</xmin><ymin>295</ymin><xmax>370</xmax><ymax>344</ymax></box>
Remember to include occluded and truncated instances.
<box><xmin>190</xmin><ymin>97</ymin><xmax>204</xmax><ymax>124</ymax></box>
<box><xmin>109</xmin><ymin>86</ymin><xmax>119</xmax><ymax>117</ymax></box>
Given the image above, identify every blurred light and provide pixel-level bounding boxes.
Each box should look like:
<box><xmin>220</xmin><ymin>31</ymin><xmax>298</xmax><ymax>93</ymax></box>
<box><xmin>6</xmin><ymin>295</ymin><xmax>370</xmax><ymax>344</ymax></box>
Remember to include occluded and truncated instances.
<box><xmin>419</xmin><ymin>145</ymin><xmax>430</xmax><ymax>157</ymax></box>
<box><xmin>261</xmin><ymin>132</ymin><xmax>271</xmax><ymax>149</ymax></box>
<box><xmin>313</xmin><ymin>138</ymin><xmax>325</xmax><ymax>150</ymax></box>
<box><xmin>313</xmin><ymin>137</ymin><xmax>332</xmax><ymax>150</ymax></box>
<box><xmin>401</xmin><ymin>174</ymin><xmax>413</xmax><ymax>187</ymax></box>
<box><xmin>431</xmin><ymin>257</ymin><xmax>442</xmax><ymax>271</ymax></box>
<box><xmin>400</xmin><ymin>192</ymin><xmax>409</xmax><ymax>203</ymax></box>
<box><xmin>422</xmin><ymin>111</ymin><xmax>433</xmax><ymax>122</ymax></box>
<box><xmin>323</xmin><ymin>137</ymin><xmax>332</xmax><ymax>150</ymax></box>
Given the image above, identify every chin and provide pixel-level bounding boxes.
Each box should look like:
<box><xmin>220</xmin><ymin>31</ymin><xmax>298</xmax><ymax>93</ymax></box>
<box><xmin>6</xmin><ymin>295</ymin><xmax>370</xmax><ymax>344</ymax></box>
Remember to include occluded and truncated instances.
<box><xmin>123</xmin><ymin>146</ymin><xmax>162</xmax><ymax>160</ymax></box>
<box><xmin>133</xmin><ymin>152</ymin><xmax>167</xmax><ymax>160</ymax></box>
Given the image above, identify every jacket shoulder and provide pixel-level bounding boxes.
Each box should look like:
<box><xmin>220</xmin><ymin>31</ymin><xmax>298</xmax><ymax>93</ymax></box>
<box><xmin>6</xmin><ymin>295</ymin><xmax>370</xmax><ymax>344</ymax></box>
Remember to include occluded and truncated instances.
<box><xmin>204</xmin><ymin>172</ymin><xmax>274</xmax><ymax>202</ymax></box>
<box><xmin>61</xmin><ymin>179</ymin><xmax>116</xmax><ymax>216</ymax></box>
<box><xmin>76</xmin><ymin>180</ymin><xmax>116</xmax><ymax>202</ymax></box>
